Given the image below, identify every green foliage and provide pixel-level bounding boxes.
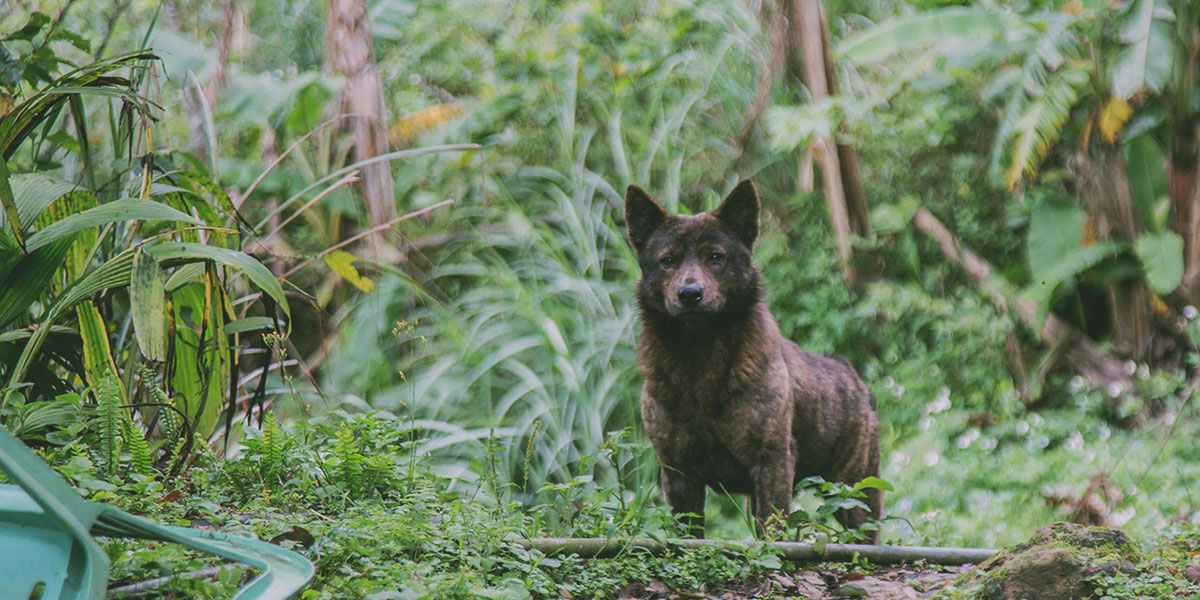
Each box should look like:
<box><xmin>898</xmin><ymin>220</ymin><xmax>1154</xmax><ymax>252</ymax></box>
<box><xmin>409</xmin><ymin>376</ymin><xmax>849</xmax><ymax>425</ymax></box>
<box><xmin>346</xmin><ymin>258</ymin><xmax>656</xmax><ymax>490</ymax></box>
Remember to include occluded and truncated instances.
<box><xmin>64</xmin><ymin>413</ymin><xmax>804</xmax><ymax>598</ymax></box>
<box><xmin>788</xmin><ymin>476</ymin><xmax>893</xmax><ymax>544</ymax></box>
<box><xmin>93</xmin><ymin>374</ymin><xmax>122</xmax><ymax>475</ymax></box>
<box><xmin>0</xmin><ymin>19</ymin><xmax>298</xmax><ymax>494</ymax></box>
<box><xmin>5</xmin><ymin>2</ymin><xmax>1200</xmax><ymax>590</ymax></box>
<box><xmin>1087</xmin><ymin>524</ymin><xmax>1200</xmax><ymax>599</ymax></box>
<box><xmin>1110</xmin><ymin>0</ymin><xmax>1176</xmax><ymax>100</ymax></box>
<box><xmin>1134</xmin><ymin>231</ymin><xmax>1184</xmax><ymax>294</ymax></box>
<box><xmin>838</xmin><ymin>8</ymin><xmax>1015</xmax><ymax>65</ymax></box>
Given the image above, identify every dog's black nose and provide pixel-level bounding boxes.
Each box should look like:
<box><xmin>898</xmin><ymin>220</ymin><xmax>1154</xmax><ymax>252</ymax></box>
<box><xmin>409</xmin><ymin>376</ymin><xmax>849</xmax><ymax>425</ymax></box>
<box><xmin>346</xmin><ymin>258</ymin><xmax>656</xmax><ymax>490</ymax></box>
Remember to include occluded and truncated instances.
<box><xmin>678</xmin><ymin>284</ymin><xmax>703</xmax><ymax>306</ymax></box>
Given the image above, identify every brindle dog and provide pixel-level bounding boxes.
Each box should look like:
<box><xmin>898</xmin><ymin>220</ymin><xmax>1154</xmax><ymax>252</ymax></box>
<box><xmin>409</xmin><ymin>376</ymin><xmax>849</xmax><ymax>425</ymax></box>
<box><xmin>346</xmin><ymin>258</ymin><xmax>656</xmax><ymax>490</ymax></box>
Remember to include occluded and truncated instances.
<box><xmin>625</xmin><ymin>179</ymin><xmax>881</xmax><ymax>540</ymax></box>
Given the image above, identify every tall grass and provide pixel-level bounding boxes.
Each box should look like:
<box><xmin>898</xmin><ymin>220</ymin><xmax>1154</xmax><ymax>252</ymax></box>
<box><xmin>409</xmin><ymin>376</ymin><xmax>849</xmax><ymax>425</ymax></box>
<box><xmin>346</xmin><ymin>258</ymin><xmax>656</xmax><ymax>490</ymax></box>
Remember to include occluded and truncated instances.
<box><xmin>322</xmin><ymin>0</ymin><xmax>769</xmax><ymax>503</ymax></box>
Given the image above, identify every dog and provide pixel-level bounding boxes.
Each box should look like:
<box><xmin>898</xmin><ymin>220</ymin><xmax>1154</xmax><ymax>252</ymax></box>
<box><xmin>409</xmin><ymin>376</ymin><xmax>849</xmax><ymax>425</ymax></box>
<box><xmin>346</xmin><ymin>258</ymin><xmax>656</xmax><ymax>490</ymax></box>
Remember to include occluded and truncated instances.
<box><xmin>625</xmin><ymin>179</ymin><xmax>881</xmax><ymax>541</ymax></box>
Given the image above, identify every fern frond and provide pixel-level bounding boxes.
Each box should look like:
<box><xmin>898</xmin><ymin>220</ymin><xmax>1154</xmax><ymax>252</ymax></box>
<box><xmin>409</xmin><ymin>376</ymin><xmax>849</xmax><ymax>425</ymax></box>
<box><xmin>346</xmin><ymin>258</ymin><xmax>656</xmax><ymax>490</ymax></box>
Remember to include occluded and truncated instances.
<box><xmin>260</xmin><ymin>411</ymin><xmax>288</xmax><ymax>479</ymax></box>
<box><xmin>95</xmin><ymin>375</ymin><xmax>122</xmax><ymax>475</ymax></box>
<box><xmin>123</xmin><ymin>415</ymin><xmax>154</xmax><ymax>476</ymax></box>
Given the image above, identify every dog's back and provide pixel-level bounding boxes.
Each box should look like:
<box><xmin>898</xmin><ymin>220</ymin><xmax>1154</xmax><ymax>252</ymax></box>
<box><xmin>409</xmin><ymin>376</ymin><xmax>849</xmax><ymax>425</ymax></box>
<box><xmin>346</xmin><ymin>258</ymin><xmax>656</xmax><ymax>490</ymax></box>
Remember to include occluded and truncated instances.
<box><xmin>787</xmin><ymin>345</ymin><xmax>881</xmax><ymax>530</ymax></box>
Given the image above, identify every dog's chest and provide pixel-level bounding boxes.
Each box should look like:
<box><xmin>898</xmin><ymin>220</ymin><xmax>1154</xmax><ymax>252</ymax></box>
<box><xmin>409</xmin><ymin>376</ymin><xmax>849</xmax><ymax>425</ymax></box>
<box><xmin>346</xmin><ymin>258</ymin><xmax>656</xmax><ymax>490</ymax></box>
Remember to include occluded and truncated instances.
<box><xmin>641</xmin><ymin>351</ymin><xmax>784</xmax><ymax>469</ymax></box>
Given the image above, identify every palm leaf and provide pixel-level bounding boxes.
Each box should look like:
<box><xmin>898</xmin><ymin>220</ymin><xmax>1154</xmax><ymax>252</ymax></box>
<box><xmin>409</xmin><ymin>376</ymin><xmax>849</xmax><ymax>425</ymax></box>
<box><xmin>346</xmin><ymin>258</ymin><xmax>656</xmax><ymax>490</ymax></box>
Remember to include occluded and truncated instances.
<box><xmin>24</xmin><ymin>197</ymin><xmax>200</xmax><ymax>253</ymax></box>
<box><xmin>837</xmin><ymin>8</ymin><xmax>1014</xmax><ymax>65</ymax></box>
<box><xmin>0</xmin><ymin>50</ymin><xmax>157</xmax><ymax>161</ymax></box>
<box><xmin>1001</xmin><ymin>67</ymin><xmax>1088</xmax><ymax>189</ymax></box>
<box><xmin>6</xmin><ymin>248</ymin><xmax>137</xmax><ymax>388</ymax></box>
<box><xmin>148</xmin><ymin>242</ymin><xmax>290</xmax><ymax>321</ymax></box>
<box><xmin>1111</xmin><ymin>0</ymin><xmax>1176</xmax><ymax>99</ymax></box>
<box><xmin>131</xmin><ymin>248</ymin><xmax>167</xmax><ymax>361</ymax></box>
<box><xmin>0</xmin><ymin>160</ymin><xmax>23</xmax><ymax>249</ymax></box>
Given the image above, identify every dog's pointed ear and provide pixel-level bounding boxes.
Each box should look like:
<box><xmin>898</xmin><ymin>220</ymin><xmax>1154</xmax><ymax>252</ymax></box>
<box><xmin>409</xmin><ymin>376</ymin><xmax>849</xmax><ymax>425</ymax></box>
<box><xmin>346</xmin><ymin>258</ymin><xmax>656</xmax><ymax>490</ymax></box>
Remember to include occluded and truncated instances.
<box><xmin>713</xmin><ymin>179</ymin><xmax>759</xmax><ymax>248</ymax></box>
<box><xmin>625</xmin><ymin>185</ymin><xmax>668</xmax><ymax>252</ymax></box>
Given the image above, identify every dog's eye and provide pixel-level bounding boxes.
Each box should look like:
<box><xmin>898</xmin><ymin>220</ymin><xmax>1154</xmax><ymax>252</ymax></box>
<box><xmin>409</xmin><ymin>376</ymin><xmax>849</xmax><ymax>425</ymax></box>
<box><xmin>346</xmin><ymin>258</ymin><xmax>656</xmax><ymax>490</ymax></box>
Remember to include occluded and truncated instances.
<box><xmin>708</xmin><ymin>252</ymin><xmax>725</xmax><ymax>263</ymax></box>
<box><xmin>660</xmin><ymin>256</ymin><xmax>676</xmax><ymax>268</ymax></box>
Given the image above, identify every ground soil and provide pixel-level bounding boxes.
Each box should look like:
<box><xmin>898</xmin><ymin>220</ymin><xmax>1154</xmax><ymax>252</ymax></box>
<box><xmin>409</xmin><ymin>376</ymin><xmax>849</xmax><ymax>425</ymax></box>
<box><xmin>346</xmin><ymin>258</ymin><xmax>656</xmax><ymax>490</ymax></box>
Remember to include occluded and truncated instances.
<box><xmin>617</xmin><ymin>564</ymin><xmax>969</xmax><ymax>599</ymax></box>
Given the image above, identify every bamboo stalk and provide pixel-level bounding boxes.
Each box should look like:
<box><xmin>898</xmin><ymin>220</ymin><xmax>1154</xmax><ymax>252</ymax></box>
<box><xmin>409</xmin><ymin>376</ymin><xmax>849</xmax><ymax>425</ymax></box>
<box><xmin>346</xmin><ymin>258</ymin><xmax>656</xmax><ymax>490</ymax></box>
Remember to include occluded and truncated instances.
<box><xmin>510</xmin><ymin>537</ymin><xmax>996</xmax><ymax>566</ymax></box>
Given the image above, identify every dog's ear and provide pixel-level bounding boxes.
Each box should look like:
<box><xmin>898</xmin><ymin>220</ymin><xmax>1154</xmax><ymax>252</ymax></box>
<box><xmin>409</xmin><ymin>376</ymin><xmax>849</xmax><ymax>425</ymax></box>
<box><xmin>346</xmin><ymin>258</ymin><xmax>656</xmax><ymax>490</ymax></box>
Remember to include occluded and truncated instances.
<box><xmin>625</xmin><ymin>185</ymin><xmax>668</xmax><ymax>252</ymax></box>
<box><xmin>713</xmin><ymin>179</ymin><xmax>759</xmax><ymax>248</ymax></box>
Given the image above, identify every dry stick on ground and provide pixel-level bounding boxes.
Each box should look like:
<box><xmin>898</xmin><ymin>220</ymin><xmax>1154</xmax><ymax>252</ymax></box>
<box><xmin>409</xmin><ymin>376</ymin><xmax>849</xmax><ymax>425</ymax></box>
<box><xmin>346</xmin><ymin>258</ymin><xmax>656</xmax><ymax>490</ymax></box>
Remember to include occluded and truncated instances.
<box><xmin>912</xmin><ymin>208</ymin><xmax>1131</xmax><ymax>390</ymax></box>
<box><xmin>512</xmin><ymin>537</ymin><xmax>997</xmax><ymax>566</ymax></box>
<box><xmin>109</xmin><ymin>566</ymin><xmax>240</xmax><ymax>597</ymax></box>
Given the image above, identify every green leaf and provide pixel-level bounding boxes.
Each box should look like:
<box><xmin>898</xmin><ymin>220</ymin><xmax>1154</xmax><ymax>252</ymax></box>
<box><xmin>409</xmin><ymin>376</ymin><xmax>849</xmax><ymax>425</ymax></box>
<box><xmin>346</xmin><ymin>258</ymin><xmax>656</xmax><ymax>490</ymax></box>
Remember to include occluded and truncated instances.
<box><xmin>869</xmin><ymin>196</ymin><xmax>921</xmax><ymax>234</ymax></box>
<box><xmin>0</xmin><ymin>239</ymin><xmax>73</xmax><ymax>328</ymax></box>
<box><xmin>5</xmin><ymin>13</ymin><xmax>51</xmax><ymax>42</ymax></box>
<box><xmin>1111</xmin><ymin>0</ymin><xmax>1176</xmax><ymax>100</ymax></box>
<box><xmin>1135</xmin><ymin>231</ymin><xmax>1184</xmax><ymax>293</ymax></box>
<box><xmin>0</xmin><ymin>43</ymin><xmax>24</xmax><ymax>89</ymax></box>
<box><xmin>0</xmin><ymin>50</ymin><xmax>158</xmax><ymax>161</ymax></box>
<box><xmin>763</xmin><ymin>102</ymin><xmax>835</xmax><ymax>153</ymax></box>
<box><xmin>226</xmin><ymin>316</ymin><xmax>276</xmax><ymax>336</ymax></box>
<box><xmin>75</xmin><ymin>300</ymin><xmax>125</xmax><ymax>395</ymax></box>
<box><xmin>1026</xmin><ymin>242</ymin><xmax>1126</xmax><ymax>310</ymax></box>
<box><xmin>1002</xmin><ymin>67</ymin><xmax>1086</xmax><ymax>188</ymax></box>
<box><xmin>323</xmin><ymin>250</ymin><xmax>374</xmax><ymax>293</ymax></box>
<box><xmin>131</xmin><ymin>249</ymin><xmax>166</xmax><ymax>361</ymax></box>
<box><xmin>285</xmin><ymin>79</ymin><xmax>335</xmax><ymax>133</ymax></box>
<box><xmin>48</xmin><ymin>28</ymin><xmax>91</xmax><ymax>53</ymax></box>
<box><xmin>9</xmin><ymin>172</ymin><xmax>84</xmax><ymax>230</ymax></box>
<box><xmin>168</xmin><ymin>271</ymin><xmax>230</xmax><ymax>439</ymax></box>
<box><xmin>1027</xmin><ymin>197</ymin><xmax>1087</xmax><ymax>275</ymax></box>
<box><xmin>24</xmin><ymin>198</ymin><xmax>201</xmax><ymax>253</ymax></box>
<box><xmin>1123</xmin><ymin>134</ymin><xmax>1168</xmax><ymax>231</ymax></box>
<box><xmin>853</xmin><ymin>476</ymin><xmax>895</xmax><ymax>492</ymax></box>
<box><xmin>0</xmin><ymin>158</ymin><xmax>24</xmax><ymax>249</ymax></box>
<box><xmin>148</xmin><ymin>242</ymin><xmax>290</xmax><ymax>320</ymax></box>
<box><xmin>6</xmin><ymin>249</ymin><xmax>137</xmax><ymax>388</ymax></box>
<box><xmin>837</xmin><ymin>8</ymin><xmax>1012</xmax><ymax>65</ymax></box>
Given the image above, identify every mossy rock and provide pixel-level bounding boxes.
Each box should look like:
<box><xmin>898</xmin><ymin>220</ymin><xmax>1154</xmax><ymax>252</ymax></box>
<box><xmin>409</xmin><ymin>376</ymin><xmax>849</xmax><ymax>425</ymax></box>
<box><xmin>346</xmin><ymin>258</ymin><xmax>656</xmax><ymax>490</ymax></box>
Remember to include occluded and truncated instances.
<box><xmin>936</xmin><ymin>522</ymin><xmax>1139</xmax><ymax>600</ymax></box>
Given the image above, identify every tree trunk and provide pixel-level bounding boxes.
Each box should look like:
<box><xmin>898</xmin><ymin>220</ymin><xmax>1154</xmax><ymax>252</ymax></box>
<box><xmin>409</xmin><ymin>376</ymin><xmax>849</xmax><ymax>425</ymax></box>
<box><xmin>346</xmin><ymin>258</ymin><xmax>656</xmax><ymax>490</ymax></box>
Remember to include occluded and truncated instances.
<box><xmin>203</xmin><ymin>0</ymin><xmax>236</xmax><ymax>109</ymax></box>
<box><xmin>1068</xmin><ymin>150</ymin><xmax>1153</xmax><ymax>361</ymax></box>
<box><xmin>325</xmin><ymin>0</ymin><xmax>396</xmax><ymax>235</ymax></box>
<box><xmin>1173</xmin><ymin>30</ymin><xmax>1200</xmax><ymax>297</ymax></box>
<box><xmin>815</xmin><ymin>0</ymin><xmax>870</xmax><ymax>239</ymax></box>
<box><xmin>789</xmin><ymin>0</ymin><xmax>856</xmax><ymax>287</ymax></box>
<box><xmin>1171</xmin><ymin>122</ymin><xmax>1200</xmax><ymax>294</ymax></box>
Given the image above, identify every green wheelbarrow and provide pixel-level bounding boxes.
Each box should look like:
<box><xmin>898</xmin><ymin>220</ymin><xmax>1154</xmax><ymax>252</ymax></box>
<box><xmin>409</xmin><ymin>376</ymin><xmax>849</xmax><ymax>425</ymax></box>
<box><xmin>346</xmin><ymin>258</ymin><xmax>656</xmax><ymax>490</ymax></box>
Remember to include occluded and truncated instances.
<box><xmin>0</xmin><ymin>424</ymin><xmax>314</xmax><ymax>599</ymax></box>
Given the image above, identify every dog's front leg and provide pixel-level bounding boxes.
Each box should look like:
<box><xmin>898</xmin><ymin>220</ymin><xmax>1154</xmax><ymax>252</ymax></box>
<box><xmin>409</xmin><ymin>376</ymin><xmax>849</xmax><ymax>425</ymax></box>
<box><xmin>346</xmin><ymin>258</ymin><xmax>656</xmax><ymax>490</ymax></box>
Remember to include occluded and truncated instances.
<box><xmin>749</xmin><ymin>461</ymin><xmax>793</xmax><ymax>538</ymax></box>
<box><xmin>661</xmin><ymin>467</ymin><xmax>706</xmax><ymax>538</ymax></box>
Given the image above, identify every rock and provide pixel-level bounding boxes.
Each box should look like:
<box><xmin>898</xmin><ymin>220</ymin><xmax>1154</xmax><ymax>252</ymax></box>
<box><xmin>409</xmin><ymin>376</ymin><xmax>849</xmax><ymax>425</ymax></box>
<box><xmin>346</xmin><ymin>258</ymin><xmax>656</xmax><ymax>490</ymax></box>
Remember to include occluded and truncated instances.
<box><xmin>1185</xmin><ymin>565</ymin><xmax>1200</xmax><ymax>584</ymax></box>
<box><xmin>979</xmin><ymin>547</ymin><xmax>1082</xmax><ymax>600</ymax></box>
<box><xmin>939</xmin><ymin>522</ymin><xmax>1139</xmax><ymax>600</ymax></box>
<box><xmin>833</xmin><ymin>582</ymin><xmax>870</xmax><ymax>597</ymax></box>
<box><xmin>834</xmin><ymin>577</ymin><xmax>921</xmax><ymax>599</ymax></box>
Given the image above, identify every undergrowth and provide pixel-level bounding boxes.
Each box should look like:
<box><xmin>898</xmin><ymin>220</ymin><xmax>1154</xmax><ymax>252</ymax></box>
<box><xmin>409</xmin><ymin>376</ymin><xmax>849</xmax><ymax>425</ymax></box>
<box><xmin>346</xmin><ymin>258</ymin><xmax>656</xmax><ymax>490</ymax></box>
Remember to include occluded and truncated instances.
<box><xmin>59</xmin><ymin>412</ymin><xmax>871</xmax><ymax>599</ymax></box>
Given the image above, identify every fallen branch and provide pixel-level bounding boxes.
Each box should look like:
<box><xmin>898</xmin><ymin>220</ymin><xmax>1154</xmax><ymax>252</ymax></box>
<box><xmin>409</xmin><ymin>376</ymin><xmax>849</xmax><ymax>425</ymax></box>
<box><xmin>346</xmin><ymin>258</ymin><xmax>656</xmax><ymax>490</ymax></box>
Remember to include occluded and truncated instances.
<box><xmin>108</xmin><ymin>565</ymin><xmax>240</xmax><ymax>597</ymax></box>
<box><xmin>510</xmin><ymin>537</ymin><xmax>996</xmax><ymax>566</ymax></box>
<box><xmin>912</xmin><ymin>208</ymin><xmax>1131</xmax><ymax>390</ymax></box>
